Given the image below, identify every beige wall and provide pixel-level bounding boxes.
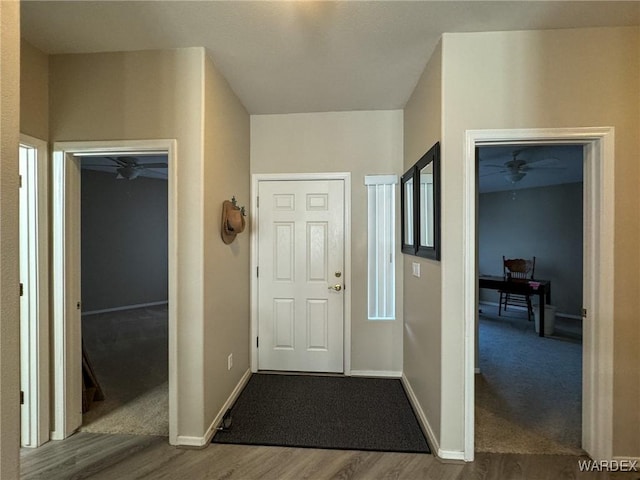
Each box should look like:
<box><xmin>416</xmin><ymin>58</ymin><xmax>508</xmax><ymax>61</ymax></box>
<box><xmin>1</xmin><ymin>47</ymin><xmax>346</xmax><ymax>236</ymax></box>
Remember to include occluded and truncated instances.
<box><xmin>251</xmin><ymin>110</ymin><xmax>404</xmax><ymax>373</ymax></box>
<box><xmin>402</xmin><ymin>42</ymin><xmax>443</xmax><ymax>444</ymax></box>
<box><xmin>20</xmin><ymin>40</ymin><xmax>48</xmax><ymax>140</ymax></box>
<box><xmin>0</xmin><ymin>2</ymin><xmax>21</xmax><ymax>478</ymax></box>
<box><xmin>439</xmin><ymin>27</ymin><xmax>640</xmax><ymax>455</ymax></box>
<box><xmin>202</xmin><ymin>54</ymin><xmax>251</xmax><ymax>425</ymax></box>
<box><xmin>50</xmin><ymin>48</ymin><xmax>249</xmax><ymax>441</ymax></box>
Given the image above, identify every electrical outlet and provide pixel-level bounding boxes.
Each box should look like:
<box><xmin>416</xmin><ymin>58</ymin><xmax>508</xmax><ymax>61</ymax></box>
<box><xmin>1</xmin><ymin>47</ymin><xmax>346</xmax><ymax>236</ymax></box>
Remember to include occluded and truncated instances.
<box><xmin>227</xmin><ymin>353</ymin><xmax>233</xmax><ymax>370</ymax></box>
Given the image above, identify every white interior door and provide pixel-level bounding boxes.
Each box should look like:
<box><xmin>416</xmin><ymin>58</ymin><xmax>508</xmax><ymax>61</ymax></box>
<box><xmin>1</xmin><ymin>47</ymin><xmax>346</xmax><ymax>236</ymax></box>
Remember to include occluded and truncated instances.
<box><xmin>19</xmin><ymin>137</ymin><xmax>50</xmax><ymax>448</ymax></box>
<box><xmin>19</xmin><ymin>146</ymin><xmax>32</xmax><ymax>446</ymax></box>
<box><xmin>258</xmin><ymin>179</ymin><xmax>345</xmax><ymax>373</ymax></box>
<box><xmin>52</xmin><ymin>151</ymin><xmax>83</xmax><ymax>439</ymax></box>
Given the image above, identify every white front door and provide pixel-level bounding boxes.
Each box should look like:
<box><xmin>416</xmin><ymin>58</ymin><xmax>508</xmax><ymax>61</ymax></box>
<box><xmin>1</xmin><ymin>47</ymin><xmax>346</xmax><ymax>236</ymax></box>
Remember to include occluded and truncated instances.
<box><xmin>257</xmin><ymin>179</ymin><xmax>345</xmax><ymax>373</ymax></box>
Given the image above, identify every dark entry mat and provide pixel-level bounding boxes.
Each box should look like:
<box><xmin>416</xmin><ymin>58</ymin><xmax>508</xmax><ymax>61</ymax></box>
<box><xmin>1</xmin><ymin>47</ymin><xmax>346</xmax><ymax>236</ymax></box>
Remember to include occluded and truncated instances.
<box><xmin>212</xmin><ymin>374</ymin><xmax>430</xmax><ymax>454</ymax></box>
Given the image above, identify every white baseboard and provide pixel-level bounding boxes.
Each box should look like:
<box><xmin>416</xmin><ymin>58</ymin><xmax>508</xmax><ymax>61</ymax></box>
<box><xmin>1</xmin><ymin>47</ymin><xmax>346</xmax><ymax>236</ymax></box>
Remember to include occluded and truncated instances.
<box><xmin>401</xmin><ymin>374</ymin><xmax>440</xmax><ymax>457</ymax></box>
<box><xmin>438</xmin><ymin>449</ymin><xmax>466</xmax><ymax>461</ymax></box>
<box><xmin>556</xmin><ymin>313</ymin><xmax>582</xmax><ymax>320</ymax></box>
<box><xmin>479</xmin><ymin>300</ymin><xmax>525</xmax><ymax>311</ymax></box>
<box><xmin>350</xmin><ymin>370</ymin><xmax>402</xmax><ymax>378</ymax></box>
<box><xmin>176</xmin><ymin>368</ymin><xmax>252</xmax><ymax>448</ymax></box>
<box><xmin>175</xmin><ymin>435</ymin><xmax>208</xmax><ymax>448</ymax></box>
<box><xmin>81</xmin><ymin>300</ymin><xmax>168</xmax><ymax>316</ymax></box>
<box><xmin>479</xmin><ymin>300</ymin><xmax>581</xmax><ymax>320</ymax></box>
<box><xmin>205</xmin><ymin>368</ymin><xmax>252</xmax><ymax>444</ymax></box>
<box><xmin>479</xmin><ymin>300</ymin><xmax>500</xmax><ymax>307</ymax></box>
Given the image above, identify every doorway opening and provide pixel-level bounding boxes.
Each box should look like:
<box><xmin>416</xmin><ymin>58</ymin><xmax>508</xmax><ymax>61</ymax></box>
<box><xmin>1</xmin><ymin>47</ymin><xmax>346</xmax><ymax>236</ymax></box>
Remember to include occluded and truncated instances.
<box><xmin>463</xmin><ymin>127</ymin><xmax>615</xmax><ymax>462</ymax></box>
<box><xmin>51</xmin><ymin>140</ymin><xmax>178</xmax><ymax>444</ymax></box>
<box><xmin>475</xmin><ymin>144</ymin><xmax>584</xmax><ymax>454</ymax></box>
<box><xmin>78</xmin><ymin>153</ymin><xmax>169</xmax><ymax>435</ymax></box>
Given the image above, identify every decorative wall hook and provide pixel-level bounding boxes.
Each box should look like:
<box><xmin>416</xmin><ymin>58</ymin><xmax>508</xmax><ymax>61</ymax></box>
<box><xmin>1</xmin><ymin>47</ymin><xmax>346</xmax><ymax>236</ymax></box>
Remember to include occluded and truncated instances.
<box><xmin>231</xmin><ymin>196</ymin><xmax>247</xmax><ymax>216</ymax></box>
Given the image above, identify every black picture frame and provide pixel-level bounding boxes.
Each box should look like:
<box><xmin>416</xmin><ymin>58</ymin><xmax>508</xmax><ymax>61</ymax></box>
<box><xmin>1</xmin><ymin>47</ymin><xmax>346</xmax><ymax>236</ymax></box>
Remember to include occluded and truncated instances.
<box><xmin>401</xmin><ymin>166</ymin><xmax>416</xmax><ymax>254</ymax></box>
<box><xmin>400</xmin><ymin>142</ymin><xmax>441</xmax><ymax>260</ymax></box>
<box><xmin>415</xmin><ymin>142</ymin><xmax>440</xmax><ymax>260</ymax></box>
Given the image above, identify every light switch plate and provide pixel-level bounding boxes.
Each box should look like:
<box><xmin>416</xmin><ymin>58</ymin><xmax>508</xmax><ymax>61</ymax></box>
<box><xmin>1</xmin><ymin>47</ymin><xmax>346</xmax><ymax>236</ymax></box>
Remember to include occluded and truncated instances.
<box><xmin>412</xmin><ymin>262</ymin><xmax>421</xmax><ymax>278</ymax></box>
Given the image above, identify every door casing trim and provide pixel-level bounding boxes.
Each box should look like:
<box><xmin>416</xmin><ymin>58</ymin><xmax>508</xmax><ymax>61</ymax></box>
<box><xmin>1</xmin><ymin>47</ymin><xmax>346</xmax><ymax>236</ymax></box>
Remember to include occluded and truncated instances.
<box><xmin>51</xmin><ymin>139</ymin><xmax>177</xmax><ymax>443</ymax></box>
<box><xmin>463</xmin><ymin>127</ymin><xmax>614</xmax><ymax>461</ymax></box>
<box><xmin>250</xmin><ymin>172</ymin><xmax>352</xmax><ymax>375</ymax></box>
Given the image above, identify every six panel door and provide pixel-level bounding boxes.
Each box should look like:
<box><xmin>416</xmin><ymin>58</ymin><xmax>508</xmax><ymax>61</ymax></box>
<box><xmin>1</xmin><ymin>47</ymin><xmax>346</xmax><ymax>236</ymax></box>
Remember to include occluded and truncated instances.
<box><xmin>257</xmin><ymin>180</ymin><xmax>345</xmax><ymax>372</ymax></box>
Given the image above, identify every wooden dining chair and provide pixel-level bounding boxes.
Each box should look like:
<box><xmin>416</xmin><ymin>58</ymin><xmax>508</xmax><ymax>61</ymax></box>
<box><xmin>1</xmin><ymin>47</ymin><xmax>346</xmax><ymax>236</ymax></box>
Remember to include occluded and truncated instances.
<box><xmin>499</xmin><ymin>256</ymin><xmax>536</xmax><ymax>321</ymax></box>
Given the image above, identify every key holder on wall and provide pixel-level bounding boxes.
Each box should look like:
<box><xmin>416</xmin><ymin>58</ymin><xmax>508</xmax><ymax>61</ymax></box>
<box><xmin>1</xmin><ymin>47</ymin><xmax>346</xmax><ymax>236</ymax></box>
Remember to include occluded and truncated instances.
<box><xmin>221</xmin><ymin>196</ymin><xmax>247</xmax><ymax>244</ymax></box>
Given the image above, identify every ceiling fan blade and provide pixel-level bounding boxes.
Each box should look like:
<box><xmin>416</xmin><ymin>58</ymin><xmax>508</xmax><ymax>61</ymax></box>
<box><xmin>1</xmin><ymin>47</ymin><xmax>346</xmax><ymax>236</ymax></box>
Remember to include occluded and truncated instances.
<box><xmin>524</xmin><ymin>156</ymin><xmax>561</xmax><ymax>166</ymax></box>
<box><xmin>478</xmin><ymin>150</ymin><xmax>517</xmax><ymax>161</ymax></box>
<box><xmin>107</xmin><ymin>156</ymin><xmax>128</xmax><ymax>167</ymax></box>
<box><xmin>527</xmin><ymin>167</ymin><xmax>567</xmax><ymax>172</ymax></box>
<box><xmin>140</xmin><ymin>163</ymin><xmax>168</xmax><ymax>168</ymax></box>
<box><xmin>481</xmin><ymin>164</ymin><xmax>507</xmax><ymax>169</ymax></box>
<box><xmin>118</xmin><ymin>156</ymin><xmax>140</xmax><ymax>166</ymax></box>
<box><xmin>479</xmin><ymin>171</ymin><xmax>505</xmax><ymax>178</ymax></box>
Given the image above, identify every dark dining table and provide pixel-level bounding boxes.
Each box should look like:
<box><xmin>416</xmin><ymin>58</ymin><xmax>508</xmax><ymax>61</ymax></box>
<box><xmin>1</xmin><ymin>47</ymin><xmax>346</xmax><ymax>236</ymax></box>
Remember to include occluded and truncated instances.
<box><xmin>478</xmin><ymin>275</ymin><xmax>552</xmax><ymax>337</ymax></box>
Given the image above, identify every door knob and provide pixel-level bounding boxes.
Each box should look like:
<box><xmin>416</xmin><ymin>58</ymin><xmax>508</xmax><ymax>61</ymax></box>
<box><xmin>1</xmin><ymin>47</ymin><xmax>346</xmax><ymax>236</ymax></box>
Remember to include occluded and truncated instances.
<box><xmin>329</xmin><ymin>284</ymin><xmax>343</xmax><ymax>292</ymax></box>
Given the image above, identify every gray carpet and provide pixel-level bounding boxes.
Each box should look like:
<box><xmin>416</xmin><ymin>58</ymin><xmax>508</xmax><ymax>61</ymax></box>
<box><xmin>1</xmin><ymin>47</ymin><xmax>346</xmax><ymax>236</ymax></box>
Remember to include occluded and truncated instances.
<box><xmin>476</xmin><ymin>306</ymin><xmax>583</xmax><ymax>455</ymax></box>
<box><xmin>80</xmin><ymin>305</ymin><xmax>169</xmax><ymax>436</ymax></box>
<box><xmin>213</xmin><ymin>374</ymin><xmax>430</xmax><ymax>454</ymax></box>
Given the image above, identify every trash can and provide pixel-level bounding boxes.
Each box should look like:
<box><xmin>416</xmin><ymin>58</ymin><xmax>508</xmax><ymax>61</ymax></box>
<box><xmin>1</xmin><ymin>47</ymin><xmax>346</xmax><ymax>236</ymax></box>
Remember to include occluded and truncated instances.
<box><xmin>534</xmin><ymin>304</ymin><xmax>556</xmax><ymax>335</ymax></box>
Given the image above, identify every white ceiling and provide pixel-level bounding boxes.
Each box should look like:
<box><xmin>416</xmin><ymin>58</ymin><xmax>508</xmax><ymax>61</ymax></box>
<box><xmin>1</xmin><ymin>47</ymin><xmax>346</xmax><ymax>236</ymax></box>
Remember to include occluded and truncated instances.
<box><xmin>20</xmin><ymin>1</ymin><xmax>640</xmax><ymax>115</ymax></box>
<box><xmin>478</xmin><ymin>145</ymin><xmax>583</xmax><ymax>193</ymax></box>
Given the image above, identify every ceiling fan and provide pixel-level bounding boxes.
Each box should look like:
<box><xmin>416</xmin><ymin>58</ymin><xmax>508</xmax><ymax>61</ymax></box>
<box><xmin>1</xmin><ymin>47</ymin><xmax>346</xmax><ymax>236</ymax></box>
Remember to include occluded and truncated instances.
<box><xmin>480</xmin><ymin>150</ymin><xmax>565</xmax><ymax>184</ymax></box>
<box><xmin>83</xmin><ymin>156</ymin><xmax>167</xmax><ymax>180</ymax></box>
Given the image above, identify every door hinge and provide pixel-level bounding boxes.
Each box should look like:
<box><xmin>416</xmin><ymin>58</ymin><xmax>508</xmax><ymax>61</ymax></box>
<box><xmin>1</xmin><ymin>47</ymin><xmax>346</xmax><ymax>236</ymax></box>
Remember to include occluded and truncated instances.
<box><xmin>77</xmin><ymin>301</ymin><xmax>82</xmax><ymax>310</ymax></box>
<box><xmin>20</xmin><ymin>391</ymin><xmax>24</xmax><ymax>405</ymax></box>
<box><xmin>256</xmin><ymin>337</ymin><xmax>259</xmax><ymax>348</ymax></box>
<box><xmin>19</xmin><ymin>175</ymin><xmax>22</xmax><ymax>188</ymax></box>
<box><xmin>257</xmin><ymin>267</ymin><xmax>259</xmax><ymax>278</ymax></box>
<box><xmin>257</xmin><ymin>196</ymin><xmax>259</xmax><ymax>208</ymax></box>
<box><xmin>19</xmin><ymin>283</ymin><xmax>23</xmax><ymax>297</ymax></box>
<box><xmin>581</xmin><ymin>308</ymin><xmax>587</xmax><ymax>318</ymax></box>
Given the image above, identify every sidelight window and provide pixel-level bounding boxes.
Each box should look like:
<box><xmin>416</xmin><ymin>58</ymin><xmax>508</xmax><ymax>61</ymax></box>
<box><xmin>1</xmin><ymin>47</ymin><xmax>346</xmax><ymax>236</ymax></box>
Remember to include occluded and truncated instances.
<box><xmin>365</xmin><ymin>175</ymin><xmax>397</xmax><ymax>320</ymax></box>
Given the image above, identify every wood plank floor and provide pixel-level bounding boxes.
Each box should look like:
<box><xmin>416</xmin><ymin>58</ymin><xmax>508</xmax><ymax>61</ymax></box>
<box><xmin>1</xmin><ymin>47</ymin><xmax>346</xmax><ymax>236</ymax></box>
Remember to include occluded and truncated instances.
<box><xmin>20</xmin><ymin>432</ymin><xmax>638</xmax><ymax>480</ymax></box>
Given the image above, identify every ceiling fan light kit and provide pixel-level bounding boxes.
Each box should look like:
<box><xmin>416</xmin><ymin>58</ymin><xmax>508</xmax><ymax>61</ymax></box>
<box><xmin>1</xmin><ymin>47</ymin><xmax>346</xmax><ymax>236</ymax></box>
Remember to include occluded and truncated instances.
<box><xmin>504</xmin><ymin>171</ymin><xmax>526</xmax><ymax>183</ymax></box>
<box><xmin>116</xmin><ymin>165</ymin><xmax>141</xmax><ymax>180</ymax></box>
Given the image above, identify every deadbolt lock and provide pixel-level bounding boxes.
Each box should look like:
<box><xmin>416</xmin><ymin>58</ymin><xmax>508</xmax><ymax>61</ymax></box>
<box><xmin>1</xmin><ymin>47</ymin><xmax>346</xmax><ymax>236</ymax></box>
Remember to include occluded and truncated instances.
<box><xmin>335</xmin><ymin>271</ymin><xmax>342</xmax><ymax>278</ymax></box>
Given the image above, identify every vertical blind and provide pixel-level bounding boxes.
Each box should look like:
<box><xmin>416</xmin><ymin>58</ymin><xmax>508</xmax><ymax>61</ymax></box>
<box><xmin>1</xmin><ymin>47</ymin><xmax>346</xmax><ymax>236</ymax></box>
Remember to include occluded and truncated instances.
<box><xmin>365</xmin><ymin>175</ymin><xmax>397</xmax><ymax>320</ymax></box>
